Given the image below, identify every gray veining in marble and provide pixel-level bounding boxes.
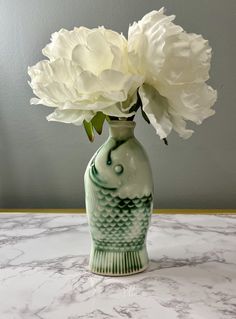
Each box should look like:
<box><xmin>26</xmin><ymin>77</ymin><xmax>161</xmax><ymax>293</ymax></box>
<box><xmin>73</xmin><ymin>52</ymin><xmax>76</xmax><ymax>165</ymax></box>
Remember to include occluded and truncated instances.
<box><xmin>0</xmin><ymin>213</ymin><xmax>236</xmax><ymax>319</ymax></box>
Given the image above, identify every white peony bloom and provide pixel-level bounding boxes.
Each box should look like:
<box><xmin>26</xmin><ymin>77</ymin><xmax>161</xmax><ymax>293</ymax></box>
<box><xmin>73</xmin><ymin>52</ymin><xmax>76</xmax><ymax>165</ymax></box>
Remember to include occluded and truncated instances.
<box><xmin>28</xmin><ymin>10</ymin><xmax>217</xmax><ymax>140</ymax></box>
<box><xmin>28</xmin><ymin>27</ymin><xmax>143</xmax><ymax>125</ymax></box>
<box><xmin>128</xmin><ymin>8</ymin><xmax>217</xmax><ymax>139</ymax></box>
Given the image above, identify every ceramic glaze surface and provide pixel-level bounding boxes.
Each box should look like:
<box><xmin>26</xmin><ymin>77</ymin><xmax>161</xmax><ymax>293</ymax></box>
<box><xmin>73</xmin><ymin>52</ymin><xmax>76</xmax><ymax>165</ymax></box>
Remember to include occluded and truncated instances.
<box><xmin>84</xmin><ymin>121</ymin><xmax>153</xmax><ymax>275</ymax></box>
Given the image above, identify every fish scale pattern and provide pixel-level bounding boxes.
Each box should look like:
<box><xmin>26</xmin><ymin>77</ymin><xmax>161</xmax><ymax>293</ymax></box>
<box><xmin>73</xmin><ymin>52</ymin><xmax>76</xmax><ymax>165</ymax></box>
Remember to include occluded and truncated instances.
<box><xmin>89</xmin><ymin>185</ymin><xmax>153</xmax><ymax>252</ymax></box>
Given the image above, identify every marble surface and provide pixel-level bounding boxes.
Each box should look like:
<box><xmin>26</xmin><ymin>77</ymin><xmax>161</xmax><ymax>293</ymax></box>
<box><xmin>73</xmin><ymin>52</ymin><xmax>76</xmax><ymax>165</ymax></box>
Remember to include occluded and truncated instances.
<box><xmin>0</xmin><ymin>213</ymin><xmax>236</xmax><ymax>319</ymax></box>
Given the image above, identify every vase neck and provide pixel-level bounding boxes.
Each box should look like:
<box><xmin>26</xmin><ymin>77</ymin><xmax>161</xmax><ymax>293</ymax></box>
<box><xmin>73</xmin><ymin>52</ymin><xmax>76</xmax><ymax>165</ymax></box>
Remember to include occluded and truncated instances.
<box><xmin>108</xmin><ymin>121</ymin><xmax>136</xmax><ymax>140</ymax></box>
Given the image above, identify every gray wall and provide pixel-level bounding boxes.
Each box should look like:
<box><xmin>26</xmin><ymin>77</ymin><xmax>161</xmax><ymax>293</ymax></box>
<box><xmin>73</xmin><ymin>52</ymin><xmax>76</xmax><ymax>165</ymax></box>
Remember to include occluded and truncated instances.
<box><xmin>0</xmin><ymin>0</ymin><xmax>235</xmax><ymax>209</ymax></box>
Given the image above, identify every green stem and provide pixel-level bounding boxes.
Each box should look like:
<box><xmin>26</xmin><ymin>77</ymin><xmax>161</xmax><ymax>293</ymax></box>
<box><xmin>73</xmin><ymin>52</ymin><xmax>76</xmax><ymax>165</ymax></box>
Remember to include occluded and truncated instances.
<box><xmin>163</xmin><ymin>138</ymin><xmax>168</xmax><ymax>145</ymax></box>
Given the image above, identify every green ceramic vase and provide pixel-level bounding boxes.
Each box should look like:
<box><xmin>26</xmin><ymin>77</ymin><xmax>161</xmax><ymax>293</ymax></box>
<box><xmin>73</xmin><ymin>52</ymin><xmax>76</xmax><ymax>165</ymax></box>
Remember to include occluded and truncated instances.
<box><xmin>84</xmin><ymin>120</ymin><xmax>153</xmax><ymax>276</ymax></box>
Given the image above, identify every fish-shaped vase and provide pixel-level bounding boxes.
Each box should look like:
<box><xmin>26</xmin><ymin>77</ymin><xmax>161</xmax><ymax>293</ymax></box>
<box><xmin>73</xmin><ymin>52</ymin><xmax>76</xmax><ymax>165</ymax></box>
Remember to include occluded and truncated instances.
<box><xmin>84</xmin><ymin>120</ymin><xmax>153</xmax><ymax>276</ymax></box>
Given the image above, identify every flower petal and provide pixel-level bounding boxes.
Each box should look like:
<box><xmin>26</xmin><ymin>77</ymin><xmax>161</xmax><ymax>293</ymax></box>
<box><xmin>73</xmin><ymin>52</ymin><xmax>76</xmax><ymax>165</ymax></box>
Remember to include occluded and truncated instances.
<box><xmin>169</xmin><ymin>112</ymin><xmax>194</xmax><ymax>139</ymax></box>
<box><xmin>98</xmin><ymin>27</ymin><xmax>129</xmax><ymax>72</ymax></box>
<box><xmin>139</xmin><ymin>84</ymin><xmax>173</xmax><ymax>139</ymax></box>
<box><xmin>29</xmin><ymin>25</ymin><xmax>138</xmax><ymax>126</ymax></box>
<box><xmin>128</xmin><ymin>8</ymin><xmax>182</xmax><ymax>80</ymax></box>
<box><xmin>32</xmin><ymin>82</ymin><xmax>78</xmax><ymax>104</ymax></box>
<box><xmin>102</xmin><ymin>103</ymin><xmax>135</xmax><ymax>118</ymax></box>
<box><xmin>47</xmin><ymin>109</ymin><xmax>94</xmax><ymax>125</ymax></box>
<box><xmin>160</xmin><ymin>83</ymin><xmax>217</xmax><ymax>124</ymax></box>
<box><xmin>60</xmin><ymin>98</ymin><xmax>114</xmax><ymax>111</ymax></box>
<box><xmin>28</xmin><ymin>58</ymin><xmax>80</xmax><ymax>86</ymax></box>
<box><xmin>99</xmin><ymin>70</ymin><xmax>143</xmax><ymax>101</ymax></box>
<box><xmin>42</xmin><ymin>27</ymin><xmax>90</xmax><ymax>60</ymax></box>
<box><xmin>158</xmin><ymin>32</ymin><xmax>212</xmax><ymax>85</ymax></box>
<box><xmin>75</xmin><ymin>71</ymin><xmax>103</xmax><ymax>93</ymax></box>
<box><xmin>128</xmin><ymin>8</ymin><xmax>217</xmax><ymax>138</ymax></box>
<box><xmin>72</xmin><ymin>30</ymin><xmax>113</xmax><ymax>74</ymax></box>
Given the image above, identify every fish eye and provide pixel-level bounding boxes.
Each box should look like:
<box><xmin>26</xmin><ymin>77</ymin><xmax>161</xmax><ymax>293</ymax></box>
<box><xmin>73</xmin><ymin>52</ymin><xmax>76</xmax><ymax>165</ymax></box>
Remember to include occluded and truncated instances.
<box><xmin>114</xmin><ymin>164</ymin><xmax>124</xmax><ymax>175</ymax></box>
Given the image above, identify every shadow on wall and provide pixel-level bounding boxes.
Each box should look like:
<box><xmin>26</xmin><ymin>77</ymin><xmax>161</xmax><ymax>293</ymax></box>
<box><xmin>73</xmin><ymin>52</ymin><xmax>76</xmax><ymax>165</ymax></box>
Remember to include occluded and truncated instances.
<box><xmin>0</xmin><ymin>108</ymin><xmax>20</xmax><ymax>206</ymax></box>
<box><xmin>0</xmin><ymin>83</ymin><xmax>61</xmax><ymax>207</ymax></box>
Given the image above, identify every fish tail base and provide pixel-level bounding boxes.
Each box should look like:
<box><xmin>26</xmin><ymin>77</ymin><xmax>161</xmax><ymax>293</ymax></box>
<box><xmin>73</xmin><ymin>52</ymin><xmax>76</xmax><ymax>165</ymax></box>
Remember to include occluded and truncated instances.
<box><xmin>89</xmin><ymin>245</ymin><xmax>149</xmax><ymax>276</ymax></box>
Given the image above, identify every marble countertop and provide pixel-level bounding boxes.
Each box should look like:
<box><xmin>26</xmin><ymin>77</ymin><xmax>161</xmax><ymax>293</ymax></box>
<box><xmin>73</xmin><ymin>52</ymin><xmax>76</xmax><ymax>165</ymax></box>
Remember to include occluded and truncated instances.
<box><xmin>0</xmin><ymin>213</ymin><xmax>236</xmax><ymax>319</ymax></box>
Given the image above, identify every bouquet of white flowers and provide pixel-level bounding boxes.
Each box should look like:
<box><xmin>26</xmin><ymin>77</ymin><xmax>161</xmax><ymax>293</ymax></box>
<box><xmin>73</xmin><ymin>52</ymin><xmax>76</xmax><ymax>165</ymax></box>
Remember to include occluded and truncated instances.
<box><xmin>28</xmin><ymin>8</ymin><xmax>217</xmax><ymax>143</ymax></box>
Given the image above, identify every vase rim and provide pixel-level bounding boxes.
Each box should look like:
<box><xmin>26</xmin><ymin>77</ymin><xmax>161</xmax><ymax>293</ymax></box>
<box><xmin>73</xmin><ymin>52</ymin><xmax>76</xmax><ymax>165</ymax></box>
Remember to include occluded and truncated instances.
<box><xmin>108</xmin><ymin>120</ymin><xmax>136</xmax><ymax>128</ymax></box>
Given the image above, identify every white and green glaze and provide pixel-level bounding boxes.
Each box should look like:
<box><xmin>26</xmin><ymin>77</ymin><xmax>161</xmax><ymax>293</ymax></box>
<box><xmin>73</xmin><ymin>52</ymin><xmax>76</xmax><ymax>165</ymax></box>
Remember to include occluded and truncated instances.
<box><xmin>84</xmin><ymin>121</ymin><xmax>153</xmax><ymax>276</ymax></box>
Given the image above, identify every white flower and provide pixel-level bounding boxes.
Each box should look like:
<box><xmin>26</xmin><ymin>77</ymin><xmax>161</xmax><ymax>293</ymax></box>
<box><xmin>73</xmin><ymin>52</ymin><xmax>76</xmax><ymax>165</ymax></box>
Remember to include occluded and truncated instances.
<box><xmin>28</xmin><ymin>27</ymin><xmax>143</xmax><ymax>125</ymax></box>
<box><xmin>128</xmin><ymin>8</ymin><xmax>217</xmax><ymax>139</ymax></box>
<box><xmin>28</xmin><ymin>9</ymin><xmax>217</xmax><ymax>140</ymax></box>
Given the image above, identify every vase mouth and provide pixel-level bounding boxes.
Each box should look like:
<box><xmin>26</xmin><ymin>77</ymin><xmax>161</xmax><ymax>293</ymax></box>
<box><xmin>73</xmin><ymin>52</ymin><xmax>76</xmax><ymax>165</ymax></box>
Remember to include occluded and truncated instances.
<box><xmin>108</xmin><ymin>120</ymin><xmax>136</xmax><ymax>128</ymax></box>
